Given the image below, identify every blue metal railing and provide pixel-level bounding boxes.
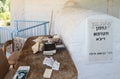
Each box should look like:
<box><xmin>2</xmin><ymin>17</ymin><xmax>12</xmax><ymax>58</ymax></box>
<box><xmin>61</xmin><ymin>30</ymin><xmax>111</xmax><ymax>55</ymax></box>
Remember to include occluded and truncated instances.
<box><xmin>0</xmin><ymin>26</ymin><xmax>15</xmax><ymax>43</ymax></box>
<box><xmin>14</xmin><ymin>20</ymin><xmax>49</xmax><ymax>38</ymax></box>
<box><xmin>0</xmin><ymin>20</ymin><xmax>49</xmax><ymax>43</ymax></box>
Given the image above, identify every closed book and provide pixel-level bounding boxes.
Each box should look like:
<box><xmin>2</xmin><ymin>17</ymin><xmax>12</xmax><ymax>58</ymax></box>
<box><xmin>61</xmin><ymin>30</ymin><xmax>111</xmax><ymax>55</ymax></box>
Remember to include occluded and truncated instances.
<box><xmin>13</xmin><ymin>66</ymin><xmax>30</xmax><ymax>79</ymax></box>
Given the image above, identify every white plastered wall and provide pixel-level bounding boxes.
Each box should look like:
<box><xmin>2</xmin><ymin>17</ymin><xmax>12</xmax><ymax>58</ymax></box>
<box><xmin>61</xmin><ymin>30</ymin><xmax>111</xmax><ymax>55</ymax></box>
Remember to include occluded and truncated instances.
<box><xmin>24</xmin><ymin>0</ymin><xmax>68</xmax><ymax>20</ymax></box>
<box><xmin>10</xmin><ymin>0</ymin><xmax>120</xmax><ymax>27</ymax></box>
<box><xmin>75</xmin><ymin>0</ymin><xmax>120</xmax><ymax>18</ymax></box>
<box><xmin>11</xmin><ymin>0</ymin><xmax>68</xmax><ymax>21</ymax></box>
<box><xmin>10</xmin><ymin>0</ymin><xmax>25</xmax><ymax>27</ymax></box>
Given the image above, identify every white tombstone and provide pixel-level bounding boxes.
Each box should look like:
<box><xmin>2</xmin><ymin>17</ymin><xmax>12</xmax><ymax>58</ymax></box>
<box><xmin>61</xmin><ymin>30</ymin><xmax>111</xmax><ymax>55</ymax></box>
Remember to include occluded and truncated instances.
<box><xmin>55</xmin><ymin>7</ymin><xmax>120</xmax><ymax>79</ymax></box>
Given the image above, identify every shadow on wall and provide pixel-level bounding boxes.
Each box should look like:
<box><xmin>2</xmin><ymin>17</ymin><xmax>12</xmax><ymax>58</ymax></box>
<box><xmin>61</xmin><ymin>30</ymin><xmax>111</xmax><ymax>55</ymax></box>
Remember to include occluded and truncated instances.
<box><xmin>64</xmin><ymin>0</ymin><xmax>108</xmax><ymax>13</ymax></box>
<box><xmin>64</xmin><ymin>0</ymin><xmax>120</xmax><ymax>18</ymax></box>
<box><xmin>64</xmin><ymin>0</ymin><xmax>79</xmax><ymax>8</ymax></box>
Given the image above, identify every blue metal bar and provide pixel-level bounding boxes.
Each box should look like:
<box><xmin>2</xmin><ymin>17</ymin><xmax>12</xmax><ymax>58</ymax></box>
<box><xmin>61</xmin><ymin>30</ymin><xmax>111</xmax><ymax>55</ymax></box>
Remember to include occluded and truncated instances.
<box><xmin>10</xmin><ymin>32</ymin><xmax>13</xmax><ymax>39</ymax></box>
<box><xmin>44</xmin><ymin>24</ymin><xmax>47</xmax><ymax>35</ymax></box>
<box><xmin>17</xmin><ymin>22</ymin><xmax>49</xmax><ymax>33</ymax></box>
<box><xmin>14</xmin><ymin>20</ymin><xmax>49</xmax><ymax>23</ymax></box>
<box><xmin>16</xmin><ymin>21</ymin><xmax>19</xmax><ymax>36</ymax></box>
<box><xmin>0</xmin><ymin>27</ymin><xmax>14</xmax><ymax>40</ymax></box>
<box><xmin>0</xmin><ymin>27</ymin><xmax>12</xmax><ymax>31</ymax></box>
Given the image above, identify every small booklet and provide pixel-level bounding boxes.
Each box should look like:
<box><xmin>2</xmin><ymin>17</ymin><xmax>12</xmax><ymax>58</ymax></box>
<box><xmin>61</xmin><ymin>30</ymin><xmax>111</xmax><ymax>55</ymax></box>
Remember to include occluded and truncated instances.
<box><xmin>43</xmin><ymin>57</ymin><xmax>60</xmax><ymax>71</ymax></box>
<box><xmin>43</xmin><ymin>68</ymin><xmax>53</xmax><ymax>78</ymax></box>
<box><xmin>43</xmin><ymin>57</ymin><xmax>54</xmax><ymax>67</ymax></box>
<box><xmin>13</xmin><ymin>66</ymin><xmax>30</xmax><ymax>79</ymax></box>
<box><xmin>52</xmin><ymin>60</ymin><xmax>60</xmax><ymax>71</ymax></box>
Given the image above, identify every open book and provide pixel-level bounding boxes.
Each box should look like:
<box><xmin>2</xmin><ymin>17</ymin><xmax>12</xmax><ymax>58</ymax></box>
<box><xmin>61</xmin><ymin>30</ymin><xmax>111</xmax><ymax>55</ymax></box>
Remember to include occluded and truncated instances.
<box><xmin>13</xmin><ymin>66</ymin><xmax>30</xmax><ymax>79</ymax></box>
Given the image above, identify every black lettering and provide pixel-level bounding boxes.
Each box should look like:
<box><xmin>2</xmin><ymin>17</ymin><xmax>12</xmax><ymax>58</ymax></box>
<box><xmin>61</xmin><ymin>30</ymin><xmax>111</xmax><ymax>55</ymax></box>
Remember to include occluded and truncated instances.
<box><xmin>96</xmin><ymin>26</ymin><xmax>107</xmax><ymax>31</ymax></box>
<box><xmin>96</xmin><ymin>37</ymin><xmax>105</xmax><ymax>41</ymax></box>
<box><xmin>89</xmin><ymin>53</ymin><xmax>96</xmax><ymax>55</ymax></box>
<box><xmin>93</xmin><ymin>32</ymin><xmax>109</xmax><ymax>36</ymax></box>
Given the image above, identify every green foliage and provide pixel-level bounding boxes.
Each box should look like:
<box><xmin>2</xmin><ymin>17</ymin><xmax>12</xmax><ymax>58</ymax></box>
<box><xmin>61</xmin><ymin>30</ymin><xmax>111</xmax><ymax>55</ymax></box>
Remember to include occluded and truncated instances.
<box><xmin>0</xmin><ymin>0</ymin><xmax>10</xmax><ymax>13</ymax></box>
<box><xmin>1</xmin><ymin>0</ymin><xmax>7</xmax><ymax>5</ymax></box>
<box><xmin>0</xmin><ymin>12</ymin><xmax>10</xmax><ymax>20</ymax></box>
<box><xmin>0</xmin><ymin>0</ymin><xmax>10</xmax><ymax>26</ymax></box>
<box><xmin>0</xmin><ymin>12</ymin><xmax>10</xmax><ymax>26</ymax></box>
<box><xmin>0</xmin><ymin>1</ymin><xmax>4</xmax><ymax>13</ymax></box>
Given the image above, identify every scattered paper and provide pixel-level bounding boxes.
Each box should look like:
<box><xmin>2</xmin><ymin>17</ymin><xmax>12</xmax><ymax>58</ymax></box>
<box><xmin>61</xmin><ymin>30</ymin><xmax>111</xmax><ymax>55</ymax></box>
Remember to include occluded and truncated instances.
<box><xmin>43</xmin><ymin>57</ymin><xmax>60</xmax><ymax>71</ymax></box>
<box><xmin>52</xmin><ymin>60</ymin><xmax>60</xmax><ymax>71</ymax></box>
<box><xmin>43</xmin><ymin>57</ymin><xmax>54</xmax><ymax>67</ymax></box>
<box><xmin>32</xmin><ymin>42</ymin><xmax>39</xmax><ymax>54</ymax></box>
<box><xmin>33</xmin><ymin>37</ymin><xmax>44</xmax><ymax>42</ymax></box>
<box><xmin>33</xmin><ymin>37</ymin><xmax>49</xmax><ymax>42</ymax></box>
<box><xmin>43</xmin><ymin>68</ymin><xmax>52</xmax><ymax>78</ymax></box>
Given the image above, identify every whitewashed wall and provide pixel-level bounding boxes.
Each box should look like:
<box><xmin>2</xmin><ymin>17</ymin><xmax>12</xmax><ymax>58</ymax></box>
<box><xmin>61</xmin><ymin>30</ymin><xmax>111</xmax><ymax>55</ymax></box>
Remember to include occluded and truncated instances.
<box><xmin>24</xmin><ymin>0</ymin><xmax>68</xmax><ymax>20</ymax></box>
<box><xmin>11</xmin><ymin>0</ymin><xmax>25</xmax><ymax>27</ymax></box>
<box><xmin>10</xmin><ymin>0</ymin><xmax>68</xmax><ymax>22</ymax></box>
<box><xmin>10</xmin><ymin>0</ymin><xmax>120</xmax><ymax>27</ymax></box>
<box><xmin>76</xmin><ymin>0</ymin><xmax>120</xmax><ymax>18</ymax></box>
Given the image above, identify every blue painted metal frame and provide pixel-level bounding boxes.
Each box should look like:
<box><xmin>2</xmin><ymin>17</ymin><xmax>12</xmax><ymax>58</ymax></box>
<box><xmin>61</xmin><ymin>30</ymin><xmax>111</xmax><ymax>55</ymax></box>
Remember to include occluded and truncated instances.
<box><xmin>0</xmin><ymin>20</ymin><xmax>49</xmax><ymax>41</ymax></box>
<box><xmin>0</xmin><ymin>26</ymin><xmax>15</xmax><ymax>39</ymax></box>
<box><xmin>14</xmin><ymin>20</ymin><xmax>49</xmax><ymax>38</ymax></box>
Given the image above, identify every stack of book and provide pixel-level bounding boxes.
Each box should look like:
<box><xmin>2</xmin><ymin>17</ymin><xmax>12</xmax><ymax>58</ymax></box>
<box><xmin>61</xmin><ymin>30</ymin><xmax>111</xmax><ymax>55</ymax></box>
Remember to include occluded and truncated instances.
<box><xmin>43</xmin><ymin>43</ymin><xmax>56</xmax><ymax>55</ymax></box>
